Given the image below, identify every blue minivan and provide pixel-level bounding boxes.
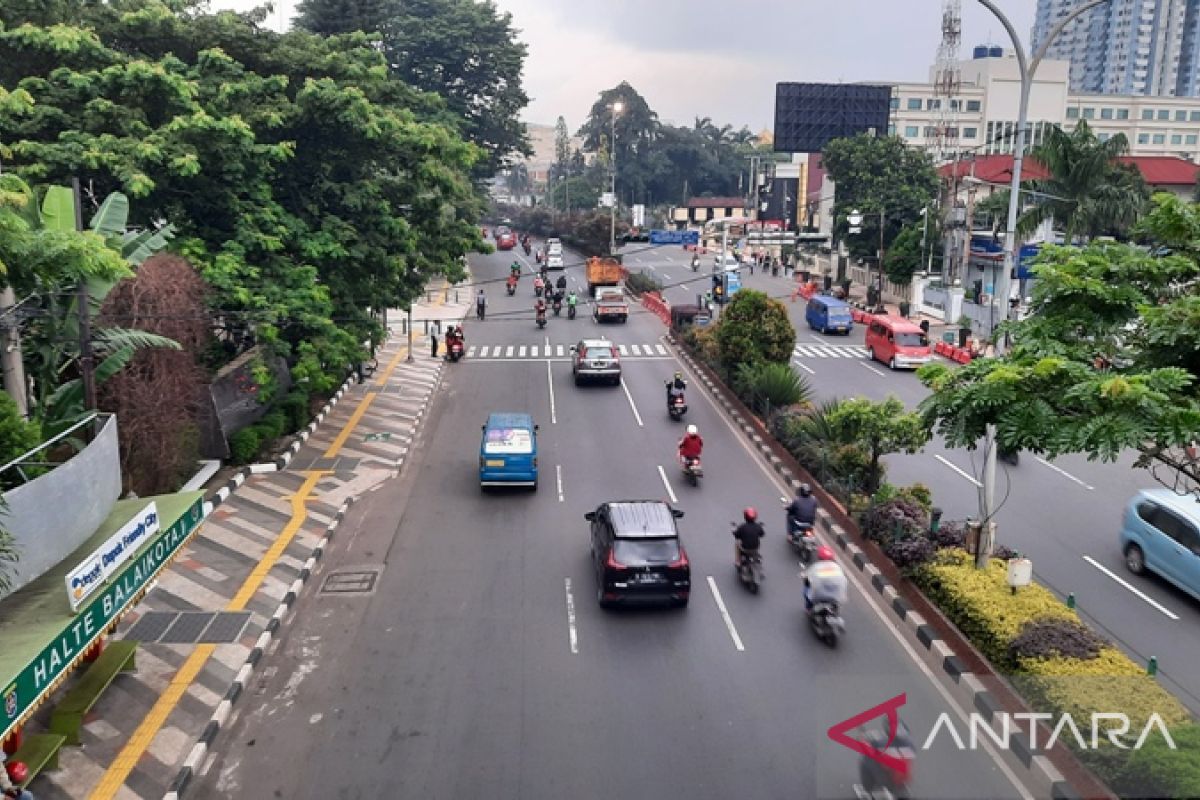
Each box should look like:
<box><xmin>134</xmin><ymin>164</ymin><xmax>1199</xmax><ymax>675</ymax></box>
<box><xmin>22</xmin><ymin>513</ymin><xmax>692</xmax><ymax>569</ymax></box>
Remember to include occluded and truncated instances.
<box><xmin>480</xmin><ymin>412</ymin><xmax>538</xmax><ymax>491</ymax></box>
<box><xmin>806</xmin><ymin>295</ymin><xmax>854</xmax><ymax>335</ymax></box>
<box><xmin>1120</xmin><ymin>488</ymin><xmax>1200</xmax><ymax>600</ymax></box>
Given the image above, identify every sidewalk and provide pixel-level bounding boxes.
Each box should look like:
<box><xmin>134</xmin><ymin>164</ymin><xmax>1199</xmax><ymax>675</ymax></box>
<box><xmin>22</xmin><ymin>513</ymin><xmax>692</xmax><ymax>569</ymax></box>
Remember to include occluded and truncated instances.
<box><xmin>21</xmin><ymin>285</ymin><xmax>468</xmax><ymax>800</ymax></box>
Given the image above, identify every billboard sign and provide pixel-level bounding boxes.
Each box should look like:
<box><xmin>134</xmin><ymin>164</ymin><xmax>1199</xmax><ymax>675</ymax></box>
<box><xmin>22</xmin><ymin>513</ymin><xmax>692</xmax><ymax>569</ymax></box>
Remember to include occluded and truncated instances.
<box><xmin>649</xmin><ymin>229</ymin><xmax>699</xmax><ymax>245</ymax></box>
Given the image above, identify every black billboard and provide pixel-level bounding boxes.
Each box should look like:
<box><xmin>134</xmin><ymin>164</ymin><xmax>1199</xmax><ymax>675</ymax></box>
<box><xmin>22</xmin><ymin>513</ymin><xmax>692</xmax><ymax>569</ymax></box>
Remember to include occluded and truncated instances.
<box><xmin>773</xmin><ymin>83</ymin><xmax>893</xmax><ymax>153</ymax></box>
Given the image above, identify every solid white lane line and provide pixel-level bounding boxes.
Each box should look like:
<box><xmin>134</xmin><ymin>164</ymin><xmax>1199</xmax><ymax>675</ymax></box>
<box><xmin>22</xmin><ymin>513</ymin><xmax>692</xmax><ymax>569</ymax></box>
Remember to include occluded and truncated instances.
<box><xmin>556</xmin><ymin>464</ymin><xmax>564</xmax><ymax>502</ymax></box>
<box><xmin>505</xmin><ymin>345</ymin><xmax>514</xmax><ymax>358</ymax></box>
<box><xmin>934</xmin><ymin>454</ymin><xmax>983</xmax><ymax>487</ymax></box>
<box><xmin>656</xmin><ymin>465</ymin><xmax>678</xmax><ymax>503</ymax></box>
<box><xmin>621</xmin><ymin>379</ymin><xmax>644</xmax><ymax>427</ymax></box>
<box><xmin>792</xmin><ymin>358</ymin><xmax>816</xmax><ymax>375</ymax></box>
<box><xmin>545</xmin><ymin>335</ymin><xmax>550</xmax><ymax>349</ymax></box>
<box><xmin>564</xmin><ymin>578</ymin><xmax>579</xmax><ymax>654</ymax></box>
<box><xmin>1083</xmin><ymin>555</ymin><xmax>1179</xmax><ymax>620</ymax></box>
<box><xmin>546</xmin><ymin>360</ymin><xmax>557</xmax><ymax>424</ymax></box>
<box><xmin>706</xmin><ymin>576</ymin><xmax>746</xmax><ymax>652</ymax></box>
<box><xmin>1035</xmin><ymin>456</ymin><xmax>1095</xmax><ymax>490</ymax></box>
<box><xmin>857</xmin><ymin>361</ymin><xmax>886</xmax><ymax>377</ymax></box>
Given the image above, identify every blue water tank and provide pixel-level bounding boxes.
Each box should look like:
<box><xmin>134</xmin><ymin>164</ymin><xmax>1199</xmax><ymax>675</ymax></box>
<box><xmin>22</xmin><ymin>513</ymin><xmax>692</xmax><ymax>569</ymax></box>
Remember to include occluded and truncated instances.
<box><xmin>973</xmin><ymin>45</ymin><xmax>989</xmax><ymax>59</ymax></box>
<box><xmin>989</xmin><ymin>46</ymin><xmax>1003</xmax><ymax>58</ymax></box>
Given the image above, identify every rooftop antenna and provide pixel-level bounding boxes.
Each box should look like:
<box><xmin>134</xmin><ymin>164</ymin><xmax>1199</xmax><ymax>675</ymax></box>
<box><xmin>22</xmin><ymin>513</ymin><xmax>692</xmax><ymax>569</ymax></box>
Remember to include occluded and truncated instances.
<box><xmin>933</xmin><ymin>0</ymin><xmax>963</xmax><ymax>163</ymax></box>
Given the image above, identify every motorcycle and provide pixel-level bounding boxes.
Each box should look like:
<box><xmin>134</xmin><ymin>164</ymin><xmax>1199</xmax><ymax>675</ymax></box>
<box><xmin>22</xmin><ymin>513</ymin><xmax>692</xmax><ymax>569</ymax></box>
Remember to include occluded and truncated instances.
<box><xmin>536</xmin><ymin>311</ymin><xmax>547</xmax><ymax>330</ymax></box>
<box><xmin>737</xmin><ymin>547</ymin><xmax>764</xmax><ymax>594</ymax></box>
<box><xmin>858</xmin><ymin>725</ymin><xmax>915</xmax><ymax>800</ymax></box>
<box><xmin>552</xmin><ymin>296</ymin><xmax>563</xmax><ymax>316</ymax></box>
<box><xmin>534</xmin><ymin>282</ymin><xmax>544</xmax><ymax>298</ymax></box>
<box><xmin>787</xmin><ymin>518</ymin><xmax>817</xmax><ymax>564</ymax></box>
<box><xmin>567</xmin><ymin>302</ymin><xmax>576</xmax><ymax>320</ymax></box>
<box><xmin>536</xmin><ymin>250</ymin><xmax>544</xmax><ymax>264</ymax></box>
<box><xmin>691</xmin><ymin>257</ymin><xmax>699</xmax><ymax>272</ymax></box>
<box><xmin>667</xmin><ymin>392</ymin><xmax>687</xmax><ymax>421</ymax></box>
<box><xmin>506</xmin><ymin>281</ymin><xmax>516</xmax><ymax>296</ymax></box>
<box><xmin>809</xmin><ymin>600</ymin><xmax>844</xmax><ymax>647</ymax></box>
<box><xmin>680</xmin><ymin>455</ymin><xmax>702</xmax><ymax>487</ymax></box>
<box><xmin>447</xmin><ymin>339</ymin><xmax>464</xmax><ymax>363</ymax></box>
<box><xmin>523</xmin><ymin>241</ymin><xmax>532</xmax><ymax>256</ymax></box>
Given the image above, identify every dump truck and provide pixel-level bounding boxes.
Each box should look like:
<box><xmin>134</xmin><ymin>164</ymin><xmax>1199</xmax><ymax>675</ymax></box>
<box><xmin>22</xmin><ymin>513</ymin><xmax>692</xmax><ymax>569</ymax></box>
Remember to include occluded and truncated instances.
<box><xmin>586</xmin><ymin>257</ymin><xmax>624</xmax><ymax>296</ymax></box>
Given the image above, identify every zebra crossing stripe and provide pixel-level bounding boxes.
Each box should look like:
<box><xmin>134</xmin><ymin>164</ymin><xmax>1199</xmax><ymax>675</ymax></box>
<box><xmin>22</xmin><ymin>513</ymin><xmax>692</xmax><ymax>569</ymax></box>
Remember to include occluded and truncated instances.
<box><xmin>631</xmin><ymin>344</ymin><xmax>642</xmax><ymax>355</ymax></box>
<box><xmin>531</xmin><ymin>346</ymin><xmax>539</xmax><ymax>357</ymax></box>
<box><xmin>518</xmin><ymin>345</ymin><xmax>527</xmax><ymax>358</ymax></box>
<box><xmin>506</xmin><ymin>346</ymin><xmax>515</xmax><ymax>358</ymax></box>
<box><xmin>655</xmin><ymin>344</ymin><xmax>668</xmax><ymax>355</ymax></box>
<box><xmin>618</xmin><ymin>345</ymin><xmax>628</xmax><ymax>355</ymax></box>
<box><xmin>556</xmin><ymin>345</ymin><xmax>565</xmax><ymax>357</ymax></box>
<box><xmin>479</xmin><ymin>346</ymin><xmax>489</xmax><ymax>358</ymax></box>
<box><xmin>467</xmin><ymin>346</ymin><xmax>477</xmax><ymax>358</ymax></box>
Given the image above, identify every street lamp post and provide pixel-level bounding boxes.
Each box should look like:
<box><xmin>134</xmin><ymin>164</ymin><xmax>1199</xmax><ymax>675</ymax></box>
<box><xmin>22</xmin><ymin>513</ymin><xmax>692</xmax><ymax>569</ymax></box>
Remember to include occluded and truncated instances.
<box><xmin>973</xmin><ymin>0</ymin><xmax>1111</xmax><ymax>567</ymax></box>
<box><xmin>608</xmin><ymin>101</ymin><xmax>624</xmax><ymax>255</ymax></box>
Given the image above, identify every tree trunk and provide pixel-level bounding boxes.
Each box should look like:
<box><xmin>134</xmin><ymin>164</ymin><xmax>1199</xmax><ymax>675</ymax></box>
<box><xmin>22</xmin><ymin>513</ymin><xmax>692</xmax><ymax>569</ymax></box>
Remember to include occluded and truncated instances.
<box><xmin>0</xmin><ymin>285</ymin><xmax>28</xmax><ymax>417</ymax></box>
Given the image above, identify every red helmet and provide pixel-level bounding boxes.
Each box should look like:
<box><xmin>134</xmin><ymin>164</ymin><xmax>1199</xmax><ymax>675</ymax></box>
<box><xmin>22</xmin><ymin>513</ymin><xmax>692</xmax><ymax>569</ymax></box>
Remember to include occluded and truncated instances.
<box><xmin>743</xmin><ymin>507</ymin><xmax>758</xmax><ymax>522</ymax></box>
<box><xmin>816</xmin><ymin>545</ymin><xmax>836</xmax><ymax>561</ymax></box>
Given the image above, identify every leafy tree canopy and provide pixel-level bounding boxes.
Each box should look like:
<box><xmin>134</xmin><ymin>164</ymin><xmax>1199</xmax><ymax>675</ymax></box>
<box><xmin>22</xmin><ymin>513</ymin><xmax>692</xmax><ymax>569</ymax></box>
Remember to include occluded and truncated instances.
<box><xmin>296</xmin><ymin>0</ymin><xmax>531</xmax><ymax>177</ymax></box>
<box><xmin>821</xmin><ymin>134</ymin><xmax>939</xmax><ymax>261</ymax></box>
<box><xmin>917</xmin><ymin>195</ymin><xmax>1200</xmax><ymax>495</ymax></box>
<box><xmin>713</xmin><ymin>289</ymin><xmax>795</xmax><ymax>373</ymax></box>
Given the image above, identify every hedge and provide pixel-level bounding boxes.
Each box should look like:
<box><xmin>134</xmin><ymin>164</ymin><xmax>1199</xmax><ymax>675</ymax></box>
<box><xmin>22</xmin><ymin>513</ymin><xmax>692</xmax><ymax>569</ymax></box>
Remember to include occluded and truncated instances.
<box><xmin>1116</xmin><ymin>723</ymin><xmax>1200</xmax><ymax>799</ymax></box>
<box><xmin>229</xmin><ymin>427</ymin><xmax>261</xmax><ymax>464</ymax></box>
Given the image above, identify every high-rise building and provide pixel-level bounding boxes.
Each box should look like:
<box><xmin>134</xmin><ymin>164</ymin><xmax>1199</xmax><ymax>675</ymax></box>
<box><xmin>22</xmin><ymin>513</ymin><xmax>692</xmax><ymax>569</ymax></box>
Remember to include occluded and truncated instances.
<box><xmin>1032</xmin><ymin>0</ymin><xmax>1200</xmax><ymax>96</ymax></box>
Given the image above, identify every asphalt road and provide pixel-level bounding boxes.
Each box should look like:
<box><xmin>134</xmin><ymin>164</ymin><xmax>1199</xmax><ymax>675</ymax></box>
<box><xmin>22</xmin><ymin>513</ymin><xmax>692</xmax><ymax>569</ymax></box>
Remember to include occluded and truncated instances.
<box><xmin>192</xmin><ymin>242</ymin><xmax>1027</xmax><ymax>800</ymax></box>
<box><xmin>632</xmin><ymin>244</ymin><xmax>1200</xmax><ymax>714</ymax></box>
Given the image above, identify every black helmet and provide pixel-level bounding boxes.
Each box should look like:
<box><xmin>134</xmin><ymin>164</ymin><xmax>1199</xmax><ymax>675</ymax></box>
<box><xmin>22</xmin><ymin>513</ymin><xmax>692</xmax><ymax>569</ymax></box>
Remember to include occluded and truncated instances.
<box><xmin>799</xmin><ymin>483</ymin><xmax>812</xmax><ymax>497</ymax></box>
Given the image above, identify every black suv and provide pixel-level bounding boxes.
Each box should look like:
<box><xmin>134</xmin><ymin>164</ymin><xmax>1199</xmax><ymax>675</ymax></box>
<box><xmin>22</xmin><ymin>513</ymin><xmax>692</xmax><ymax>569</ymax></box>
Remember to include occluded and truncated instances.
<box><xmin>586</xmin><ymin>501</ymin><xmax>690</xmax><ymax>608</ymax></box>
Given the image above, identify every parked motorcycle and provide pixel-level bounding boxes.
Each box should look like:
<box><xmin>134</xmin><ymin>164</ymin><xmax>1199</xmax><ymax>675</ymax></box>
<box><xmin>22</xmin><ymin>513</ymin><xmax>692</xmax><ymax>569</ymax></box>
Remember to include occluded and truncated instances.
<box><xmin>667</xmin><ymin>393</ymin><xmax>687</xmax><ymax>421</ymax></box>
<box><xmin>680</xmin><ymin>455</ymin><xmax>702</xmax><ymax>487</ymax></box>
<box><xmin>809</xmin><ymin>600</ymin><xmax>844</xmax><ymax>647</ymax></box>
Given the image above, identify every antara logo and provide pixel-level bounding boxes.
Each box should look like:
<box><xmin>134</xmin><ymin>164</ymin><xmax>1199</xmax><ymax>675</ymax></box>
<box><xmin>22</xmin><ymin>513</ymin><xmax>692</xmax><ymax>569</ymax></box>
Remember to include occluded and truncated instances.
<box><xmin>827</xmin><ymin>692</ymin><xmax>910</xmax><ymax>772</ymax></box>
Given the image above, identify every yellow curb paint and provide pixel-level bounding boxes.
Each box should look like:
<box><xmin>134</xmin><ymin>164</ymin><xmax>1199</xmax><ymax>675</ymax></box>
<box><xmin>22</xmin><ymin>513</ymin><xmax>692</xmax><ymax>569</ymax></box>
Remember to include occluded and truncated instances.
<box><xmin>374</xmin><ymin>343</ymin><xmax>410</xmax><ymax>388</ymax></box>
<box><xmin>90</xmin><ymin>469</ymin><xmax>324</xmax><ymax>799</ymax></box>
<box><xmin>324</xmin><ymin>393</ymin><xmax>377</xmax><ymax>457</ymax></box>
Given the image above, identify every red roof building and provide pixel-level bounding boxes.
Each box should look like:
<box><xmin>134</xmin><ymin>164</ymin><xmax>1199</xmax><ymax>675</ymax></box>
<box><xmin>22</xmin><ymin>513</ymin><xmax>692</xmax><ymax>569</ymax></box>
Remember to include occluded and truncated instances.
<box><xmin>1115</xmin><ymin>156</ymin><xmax>1199</xmax><ymax>190</ymax></box>
<box><xmin>940</xmin><ymin>153</ymin><xmax>1199</xmax><ymax>195</ymax></box>
<box><xmin>938</xmin><ymin>154</ymin><xmax>1051</xmax><ymax>183</ymax></box>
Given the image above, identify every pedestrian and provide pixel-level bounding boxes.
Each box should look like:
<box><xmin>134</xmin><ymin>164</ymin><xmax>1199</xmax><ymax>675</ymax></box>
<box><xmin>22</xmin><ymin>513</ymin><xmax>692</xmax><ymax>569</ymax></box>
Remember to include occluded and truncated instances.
<box><xmin>430</xmin><ymin>329</ymin><xmax>439</xmax><ymax>359</ymax></box>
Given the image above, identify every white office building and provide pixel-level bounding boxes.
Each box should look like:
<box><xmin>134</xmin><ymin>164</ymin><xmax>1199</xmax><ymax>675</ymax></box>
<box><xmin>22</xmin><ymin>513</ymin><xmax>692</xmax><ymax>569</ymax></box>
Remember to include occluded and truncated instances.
<box><xmin>887</xmin><ymin>46</ymin><xmax>1200</xmax><ymax>162</ymax></box>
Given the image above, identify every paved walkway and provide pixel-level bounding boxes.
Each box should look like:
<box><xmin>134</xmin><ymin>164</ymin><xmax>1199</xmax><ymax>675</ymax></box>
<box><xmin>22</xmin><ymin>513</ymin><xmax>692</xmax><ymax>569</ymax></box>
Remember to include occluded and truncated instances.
<box><xmin>21</xmin><ymin>286</ymin><xmax>467</xmax><ymax>800</ymax></box>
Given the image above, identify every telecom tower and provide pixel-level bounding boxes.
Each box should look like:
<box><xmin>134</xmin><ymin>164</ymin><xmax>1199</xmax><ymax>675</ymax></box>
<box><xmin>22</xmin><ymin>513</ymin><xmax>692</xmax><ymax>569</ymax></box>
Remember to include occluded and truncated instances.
<box><xmin>932</xmin><ymin>0</ymin><xmax>962</xmax><ymax>162</ymax></box>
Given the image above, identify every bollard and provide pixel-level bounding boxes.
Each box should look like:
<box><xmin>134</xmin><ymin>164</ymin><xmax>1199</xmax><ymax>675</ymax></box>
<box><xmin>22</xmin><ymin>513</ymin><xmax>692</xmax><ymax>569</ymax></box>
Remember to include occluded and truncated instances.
<box><xmin>1148</xmin><ymin>656</ymin><xmax>1158</xmax><ymax>676</ymax></box>
<box><xmin>455</xmin><ymin>290</ymin><xmax>459</xmax><ymax>304</ymax></box>
<box><xmin>423</xmin><ymin>319</ymin><xmax>429</xmax><ymax>334</ymax></box>
<box><xmin>1066</xmin><ymin>592</ymin><xmax>1075</xmax><ymax>609</ymax></box>
<box><xmin>444</xmin><ymin>288</ymin><xmax>449</xmax><ymax>302</ymax></box>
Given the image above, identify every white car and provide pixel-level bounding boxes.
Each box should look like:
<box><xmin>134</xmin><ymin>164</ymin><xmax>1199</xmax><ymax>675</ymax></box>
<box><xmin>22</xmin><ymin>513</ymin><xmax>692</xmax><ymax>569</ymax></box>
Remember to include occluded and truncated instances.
<box><xmin>547</xmin><ymin>253</ymin><xmax>564</xmax><ymax>270</ymax></box>
<box><xmin>714</xmin><ymin>253</ymin><xmax>740</xmax><ymax>271</ymax></box>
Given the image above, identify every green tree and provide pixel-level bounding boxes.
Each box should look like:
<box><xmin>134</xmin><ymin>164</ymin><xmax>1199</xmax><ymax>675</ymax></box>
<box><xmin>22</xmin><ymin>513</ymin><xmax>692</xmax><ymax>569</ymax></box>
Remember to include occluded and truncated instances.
<box><xmin>298</xmin><ymin>0</ymin><xmax>532</xmax><ymax>176</ymax></box>
<box><xmin>918</xmin><ymin>195</ymin><xmax>1200</xmax><ymax>496</ymax></box>
<box><xmin>713</xmin><ymin>290</ymin><xmax>795</xmax><ymax>374</ymax></box>
<box><xmin>884</xmin><ymin>215</ymin><xmax>941</xmax><ymax>285</ymax></box>
<box><xmin>825</xmin><ymin>396</ymin><xmax>930</xmax><ymax>494</ymax></box>
<box><xmin>821</xmin><ymin>134</ymin><xmax>939</xmax><ymax>261</ymax></box>
<box><xmin>552</xmin><ymin>115</ymin><xmax>571</xmax><ymax>182</ymax></box>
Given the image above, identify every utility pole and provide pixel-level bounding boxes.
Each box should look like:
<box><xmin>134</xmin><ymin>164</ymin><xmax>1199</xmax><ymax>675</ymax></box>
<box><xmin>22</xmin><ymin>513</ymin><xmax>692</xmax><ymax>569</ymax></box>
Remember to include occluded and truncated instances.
<box><xmin>73</xmin><ymin>178</ymin><xmax>97</xmax><ymax>412</ymax></box>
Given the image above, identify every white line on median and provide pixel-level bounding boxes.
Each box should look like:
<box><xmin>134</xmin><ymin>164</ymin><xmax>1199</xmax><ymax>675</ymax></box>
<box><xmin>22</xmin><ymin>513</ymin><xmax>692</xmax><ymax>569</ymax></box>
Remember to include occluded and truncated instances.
<box><xmin>792</xmin><ymin>358</ymin><xmax>816</xmax><ymax>375</ymax></box>
<box><xmin>1035</xmin><ymin>456</ymin><xmax>1095</xmax><ymax>490</ymax></box>
<box><xmin>706</xmin><ymin>576</ymin><xmax>746</xmax><ymax>652</ymax></box>
<box><xmin>556</xmin><ymin>464</ymin><xmax>564</xmax><ymax>503</ymax></box>
<box><xmin>546</xmin><ymin>360</ymin><xmax>557</xmax><ymax>424</ymax></box>
<box><xmin>656</xmin><ymin>465</ymin><xmax>678</xmax><ymax>503</ymax></box>
<box><xmin>621</xmin><ymin>378</ymin><xmax>644</xmax><ymax>427</ymax></box>
<box><xmin>1083</xmin><ymin>556</ymin><xmax>1179</xmax><ymax>619</ymax></box>
<box><xmin>857</xmin><ymin>361</ymin><xmax>886</xmax><ymax>377</ymax></box>
<box><xmin>564</xmin><ymin>578</ymin><xmax>579</xmax><ymax>654</ymax></box>
<box><xmin>934</xmin><ymin>454</ymin><xmax>983</xmax><ymax>487</ymax></box>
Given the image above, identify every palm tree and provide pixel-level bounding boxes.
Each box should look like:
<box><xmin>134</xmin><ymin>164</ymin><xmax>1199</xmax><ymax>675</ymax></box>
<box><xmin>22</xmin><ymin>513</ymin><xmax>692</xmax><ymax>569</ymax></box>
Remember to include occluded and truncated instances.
<box><xmin>999</xmin><ymin>121</ymin><xmax>1149</xmax><ymax>242</ymax></box>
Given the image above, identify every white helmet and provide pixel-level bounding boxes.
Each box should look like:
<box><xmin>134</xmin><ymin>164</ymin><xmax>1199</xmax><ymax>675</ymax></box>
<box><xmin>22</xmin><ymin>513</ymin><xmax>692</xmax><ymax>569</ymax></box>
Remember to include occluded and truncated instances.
<box><xmin>686</xmin><ymin>424</ymin><xmax>698</xmax><ymax>436</ymax></box>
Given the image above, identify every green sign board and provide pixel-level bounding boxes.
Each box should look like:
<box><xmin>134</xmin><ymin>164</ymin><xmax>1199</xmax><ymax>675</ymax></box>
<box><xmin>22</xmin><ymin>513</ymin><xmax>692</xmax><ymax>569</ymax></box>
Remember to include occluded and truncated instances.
<box><xmin>1</xmin><ymin>497</ymin><xmax>204</xmax><ymax>740</ymax></box>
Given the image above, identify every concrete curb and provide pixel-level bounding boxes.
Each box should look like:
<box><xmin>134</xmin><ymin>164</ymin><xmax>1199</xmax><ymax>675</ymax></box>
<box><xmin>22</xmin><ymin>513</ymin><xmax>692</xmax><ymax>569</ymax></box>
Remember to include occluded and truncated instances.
<box><xmin>162</xmin><ymin>498</ymin><xmax>355</xmax><ymax>800</ymax></box>
<box><xmin>667</xmin><ymin>337</ymin><xmax>1083</xmax><ymax>800</ymax></box>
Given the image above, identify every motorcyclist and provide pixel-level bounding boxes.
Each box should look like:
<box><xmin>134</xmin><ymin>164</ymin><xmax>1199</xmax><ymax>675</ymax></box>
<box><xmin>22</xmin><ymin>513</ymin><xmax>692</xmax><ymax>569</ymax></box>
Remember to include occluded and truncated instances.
<box><xmin>510</xmin><ymin>261</ymin><xmax>521</xmax><ymax>277</ymax></box>
<box><xmin>533</xmin><ymin>275</ymin><xmax>545</xmax><ymax>296</ymax></box>
<box><xmin>732</xmin><ymin>507</ymin><xmax>766</xmax><ymax>567</ymax></box>
<box><xmin>506</xmin><ymin>273</ymin><xmax>518</xmax><ymax>293</ymax></box>
<box><xmin>556</xmin><ymin>275</ymin><xmax>567</xmax><ymax>292</ymax></box>
<box><xmin>534</xmin><ymin>297</ymin><xmax>547</xmax><ymax>320</ymax></box>
<box><xmin>476</xmin><ymin>289</ymin><xmax>487</xmax><ymax>320</ymax></box>
<box><xmin>665</xmin><ymin>371</ymin><xmax>687</xmax><ymax>405</ymax></box>
<box><xmin>678</xmin><ymin>423</ymin><xmax>703</xmax><ymax>466</ymax></box>
<box><xmin>804</xmin><ymin>546</ymin><xmax>849</xmax><ymax>612</ymax></box>
<box><xmin>786</xmin><ymin>483</ymin><xmax>819</xmax><ymax>535</ymax></box>
<box><xmin>566</xmin><ymin>291</ymin><xmax>578</xmax><ymax>310</ymax></box>
<box><xmin>691</xmin><ymin>253</ymin><xmax>700</xmax><ymax>271</ymax></box>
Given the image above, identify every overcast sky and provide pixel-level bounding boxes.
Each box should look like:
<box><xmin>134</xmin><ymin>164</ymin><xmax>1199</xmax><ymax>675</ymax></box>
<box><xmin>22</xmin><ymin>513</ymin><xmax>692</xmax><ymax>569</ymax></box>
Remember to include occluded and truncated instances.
<box><xmin>212</xmin><ymin>0</ymin><xmax>1037</xmax><ymax>132</ymax></box>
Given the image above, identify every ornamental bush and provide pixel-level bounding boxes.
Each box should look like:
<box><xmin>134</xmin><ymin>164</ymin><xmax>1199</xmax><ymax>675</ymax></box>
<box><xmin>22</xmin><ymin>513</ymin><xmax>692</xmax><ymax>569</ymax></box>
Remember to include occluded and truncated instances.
<box><xmin>861</xmin><ymin>497</ymin><xmax>928</xmax><ymax>545</ymax></box>
<box><xmin>882</xmin><ymin>534</ymin><xmax>936</xmax><ymax>572</ymax></box>
<box><xmin>713</xmin><ymin>289</ymin><xmax>795</xmax><ymax>373</ymax></box>
<box><xmin>1009</xmin><ymin>616</ymin><xmax>1108</xmax><ymax>662</ymax></box>
<box><xmin>909</xmin><ymin>549</ymin><xmax>1075</xmax><ymax>670</ymax></box>
<box><xmin>624</xmin><ymin>271</ymin><xmax>662</xmax><ymax>295</ymax></box>
<box><xmin>931</xmin><ymin>519</ymin><xmax>967</xmax><ymax>549</ymax></box>
<box><xmin>0</xmin><ymin>392</ymin><xmax>42</xmax><ymax>492</ymax></box>
<box><xmin>229</xmin><ymin>427</ymin><xmax>261</xmax><ymax>465</ymax></box>
<box><xmin>1115</xmin><ymin>723</ymin><xmax>1200</xmax><ymax>800</ymax></box>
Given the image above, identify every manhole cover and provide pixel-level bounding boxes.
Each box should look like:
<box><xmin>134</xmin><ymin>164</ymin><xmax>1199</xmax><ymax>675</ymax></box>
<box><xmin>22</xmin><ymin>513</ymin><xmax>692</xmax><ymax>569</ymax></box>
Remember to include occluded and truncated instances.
<box><xmin>320</xmin><ymin>568</ymin><xmax>381</xmax><ymax>595</ymax></box>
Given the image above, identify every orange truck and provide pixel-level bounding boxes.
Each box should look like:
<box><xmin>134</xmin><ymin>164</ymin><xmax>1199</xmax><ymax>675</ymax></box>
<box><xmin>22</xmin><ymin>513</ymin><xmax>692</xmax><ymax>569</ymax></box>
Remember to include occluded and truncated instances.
<box><xmin>586</xmin><ymin>257</ymin><xmax>625</xmax><ymax>296</ymax></box>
